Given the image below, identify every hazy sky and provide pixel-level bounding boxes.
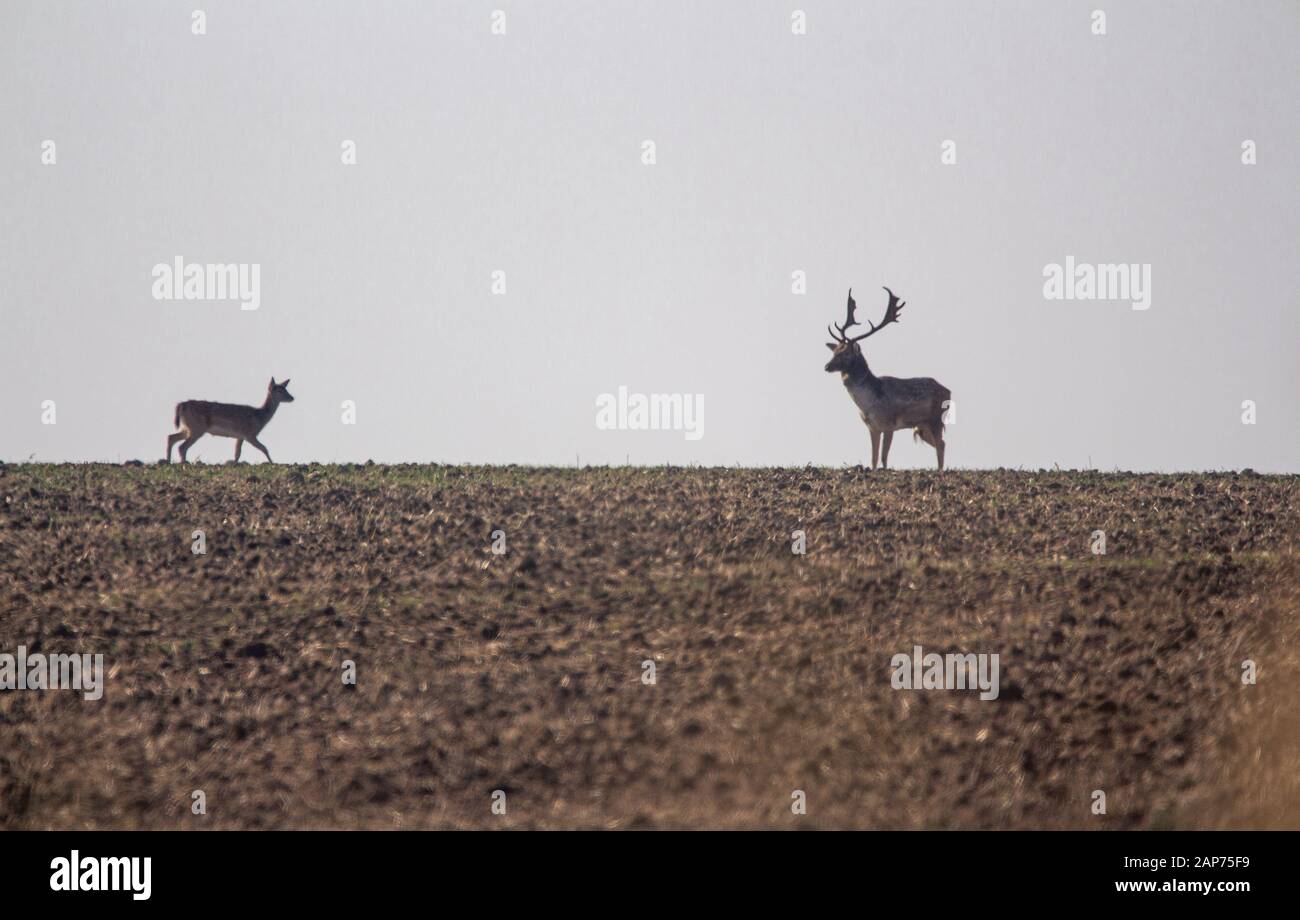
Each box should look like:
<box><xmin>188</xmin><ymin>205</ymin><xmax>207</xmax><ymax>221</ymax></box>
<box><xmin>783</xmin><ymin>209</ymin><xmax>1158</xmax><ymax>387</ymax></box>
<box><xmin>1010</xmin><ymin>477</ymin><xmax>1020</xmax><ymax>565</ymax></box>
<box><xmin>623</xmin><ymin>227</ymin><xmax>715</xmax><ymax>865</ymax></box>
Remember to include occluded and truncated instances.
<box><xmin>2</xmin><ymin>1</ymin><xmax>1297</xmax><ymax>470</ymax></box>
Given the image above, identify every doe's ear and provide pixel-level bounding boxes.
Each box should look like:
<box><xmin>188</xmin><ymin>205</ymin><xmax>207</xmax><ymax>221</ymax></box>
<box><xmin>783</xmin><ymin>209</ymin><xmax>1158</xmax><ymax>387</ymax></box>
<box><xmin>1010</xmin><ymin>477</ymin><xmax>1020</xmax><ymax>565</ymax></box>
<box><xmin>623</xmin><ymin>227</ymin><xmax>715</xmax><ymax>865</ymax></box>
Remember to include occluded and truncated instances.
<box><xmin>281</xmin><ymin>378</ymin><xmax>290</xmax><ymax>387</ymax></box>
<box><xmin>268</xmin><ymin>377</ymin><xmax>276</xmax><ymax>388</ymax></box>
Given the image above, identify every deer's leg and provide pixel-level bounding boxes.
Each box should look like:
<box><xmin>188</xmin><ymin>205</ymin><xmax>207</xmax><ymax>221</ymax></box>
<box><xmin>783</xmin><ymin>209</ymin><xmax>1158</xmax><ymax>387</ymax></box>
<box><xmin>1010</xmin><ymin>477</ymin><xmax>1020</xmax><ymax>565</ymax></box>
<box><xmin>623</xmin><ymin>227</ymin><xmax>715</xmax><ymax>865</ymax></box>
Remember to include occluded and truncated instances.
<box><xmin>234</xmin><ymin>439</ymin><xmax>243</xmax><ymax>463</ymax></box>
<box><xmin>166</xmin><ymin>431</ymin><xmax>186</xmax><ymax>463</ymax></box>
<box><xmin>178</xmin><ymin>434</ymin><xmax>201</xmax><ymax>463</ymax></box>
<box><xmin>248</xmin><ymin>437</ymin><xmax>272</xmax><ymax>463</ymax></box>
<box><xmin>916</xmin><ymin>424</ymin><xmax>945</xmax><ymax>471</ymax></box>
<box><xmin>869</xmin><ymin>427</ymin><xmax>881</xmax><ymax>470</ymax></box>
<box><xmin>881</xmin><ymin>430</ymin><xmax>894</xmax><ymax>469</ymax></box>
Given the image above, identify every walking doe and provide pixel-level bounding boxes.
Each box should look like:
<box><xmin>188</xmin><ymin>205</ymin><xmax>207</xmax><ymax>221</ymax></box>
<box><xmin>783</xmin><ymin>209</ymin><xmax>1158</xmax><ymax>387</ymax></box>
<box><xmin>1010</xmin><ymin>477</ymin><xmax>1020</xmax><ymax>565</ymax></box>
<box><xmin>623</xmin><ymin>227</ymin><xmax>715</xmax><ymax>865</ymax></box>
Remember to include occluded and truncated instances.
<box><xmin>167</xmin><ymin>377</ymin><xmax>294</xmax><ymax>463</ymax></box>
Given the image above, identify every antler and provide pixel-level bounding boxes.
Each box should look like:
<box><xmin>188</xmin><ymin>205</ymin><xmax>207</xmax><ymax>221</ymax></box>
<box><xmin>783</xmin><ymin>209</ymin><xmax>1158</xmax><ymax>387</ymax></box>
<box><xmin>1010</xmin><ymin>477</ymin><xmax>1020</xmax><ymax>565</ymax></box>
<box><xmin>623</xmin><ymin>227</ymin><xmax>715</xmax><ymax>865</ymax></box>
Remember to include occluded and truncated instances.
<box><xmin>847</xmin><ymin>287</ymin><xmax>905</xmax><ymax>343</ymax></box>
<box><xmin>828</xmin><ymin>288</ymin><xmax>860</xmax><ymax>342</ymax></box>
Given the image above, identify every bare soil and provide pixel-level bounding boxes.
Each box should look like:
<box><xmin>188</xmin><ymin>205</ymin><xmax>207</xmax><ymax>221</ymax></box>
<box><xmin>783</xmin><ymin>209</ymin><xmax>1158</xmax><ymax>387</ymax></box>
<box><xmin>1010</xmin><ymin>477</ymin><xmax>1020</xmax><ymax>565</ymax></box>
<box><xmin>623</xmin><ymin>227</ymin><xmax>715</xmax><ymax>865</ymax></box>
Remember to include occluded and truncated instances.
<box><xmin>1</xmin><ymin>464</ymin><xmax>1297</xmax><ymax>829</ymax></box>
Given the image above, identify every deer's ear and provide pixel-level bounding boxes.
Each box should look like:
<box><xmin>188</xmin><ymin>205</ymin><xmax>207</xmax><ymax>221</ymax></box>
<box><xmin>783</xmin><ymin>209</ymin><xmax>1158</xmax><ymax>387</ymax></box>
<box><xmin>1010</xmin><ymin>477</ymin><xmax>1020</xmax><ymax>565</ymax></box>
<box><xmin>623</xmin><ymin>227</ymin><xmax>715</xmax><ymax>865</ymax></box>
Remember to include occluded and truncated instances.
<box><xmin>281</xmin><ymin>379</ymin><xmax>290</xmax><ymax>387</ymax></box>
<box><xmin>268</xmin><ymin>377</ymin><xmax>276</xmax><ymax>388</ymax></box>
<box><xmin>825</xmin><ymin>342</ymin><xmax>836</xmax><ymax>352</ymax></box>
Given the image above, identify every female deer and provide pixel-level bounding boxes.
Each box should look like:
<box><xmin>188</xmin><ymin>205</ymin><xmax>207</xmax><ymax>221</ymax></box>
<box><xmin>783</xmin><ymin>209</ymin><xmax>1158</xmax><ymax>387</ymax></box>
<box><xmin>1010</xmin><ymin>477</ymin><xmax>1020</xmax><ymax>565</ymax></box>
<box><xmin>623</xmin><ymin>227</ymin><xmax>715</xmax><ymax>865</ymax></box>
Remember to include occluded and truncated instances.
<box><xmin>166</xmin><ymin>377</ymin><xmax>295</xmax><ymax>463</ymax></box>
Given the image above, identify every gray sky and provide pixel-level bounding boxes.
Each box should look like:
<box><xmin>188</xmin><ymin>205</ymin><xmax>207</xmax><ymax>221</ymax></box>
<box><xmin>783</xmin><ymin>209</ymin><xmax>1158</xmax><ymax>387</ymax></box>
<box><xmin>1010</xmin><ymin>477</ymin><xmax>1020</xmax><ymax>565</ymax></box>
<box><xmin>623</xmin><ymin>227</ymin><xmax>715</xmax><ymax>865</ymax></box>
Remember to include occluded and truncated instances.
<box><xmin>2</xmin><ymin>1</ymin><xmax>1297</xmax><ymax>470</ymax></box>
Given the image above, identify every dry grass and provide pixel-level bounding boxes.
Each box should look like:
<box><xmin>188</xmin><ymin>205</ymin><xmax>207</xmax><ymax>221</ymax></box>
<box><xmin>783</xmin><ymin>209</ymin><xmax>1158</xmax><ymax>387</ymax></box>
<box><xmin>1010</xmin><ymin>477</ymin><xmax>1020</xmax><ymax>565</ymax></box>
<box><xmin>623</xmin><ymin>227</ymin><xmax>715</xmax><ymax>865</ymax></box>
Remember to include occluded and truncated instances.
<box><xmin>1</xmin><ymin>463</ymin><xmax>1297</xmax><ymax>829</ymax></box>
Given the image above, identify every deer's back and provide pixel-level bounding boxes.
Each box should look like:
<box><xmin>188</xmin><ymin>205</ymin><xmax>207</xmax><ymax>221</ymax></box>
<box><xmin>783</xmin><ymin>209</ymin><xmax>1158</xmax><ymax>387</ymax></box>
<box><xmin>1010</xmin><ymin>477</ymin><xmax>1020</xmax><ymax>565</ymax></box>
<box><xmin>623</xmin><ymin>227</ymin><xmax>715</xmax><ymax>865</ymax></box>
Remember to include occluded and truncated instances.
<box><xmin>178</xmin><ymin>400</ymin><xmax>262</xmax><ymax>437</ymax></box>
<box><xmin>879</xmin><ymin>375</ymin><xmax>950</xmax><ymax>404</ymax></box>
<box><xmin>852</xmin><ymin>375</ymin><xmax>950</xmax><ymax>430</ymax></box>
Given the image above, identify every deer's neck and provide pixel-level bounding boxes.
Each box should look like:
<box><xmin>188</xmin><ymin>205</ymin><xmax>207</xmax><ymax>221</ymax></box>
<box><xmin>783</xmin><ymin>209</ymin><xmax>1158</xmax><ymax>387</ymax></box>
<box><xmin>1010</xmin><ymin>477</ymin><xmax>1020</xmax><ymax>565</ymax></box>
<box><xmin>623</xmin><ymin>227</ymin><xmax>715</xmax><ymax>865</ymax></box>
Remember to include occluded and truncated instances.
<box><xmin>841</xmin><ymin>354</ymin><xmax>882</xmax><ymax>395</ymax></box>
<box><xmin>257</xmin><ymin>397</ymin><xmax>279</xmax><ymax>427</ymax></box>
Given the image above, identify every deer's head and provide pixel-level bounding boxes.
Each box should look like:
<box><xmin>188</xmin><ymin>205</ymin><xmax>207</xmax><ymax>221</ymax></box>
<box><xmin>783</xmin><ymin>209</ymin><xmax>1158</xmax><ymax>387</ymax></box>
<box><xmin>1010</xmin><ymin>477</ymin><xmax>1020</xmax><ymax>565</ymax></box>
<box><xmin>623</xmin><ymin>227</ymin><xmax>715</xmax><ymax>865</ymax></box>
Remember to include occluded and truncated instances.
<box><xmin>824</xmin><ymin>287</ymin><xmax>905</xmax><ymax>372</ymax></box>
<box><xmin>824</xmin><ymin>339</ymin><xmax>862</xmax><ymax>373</ymax></box>
<box><xmin>268</xmin><ymin>377</ymin><xmax>295</xmax><ymax>403</ymax></box>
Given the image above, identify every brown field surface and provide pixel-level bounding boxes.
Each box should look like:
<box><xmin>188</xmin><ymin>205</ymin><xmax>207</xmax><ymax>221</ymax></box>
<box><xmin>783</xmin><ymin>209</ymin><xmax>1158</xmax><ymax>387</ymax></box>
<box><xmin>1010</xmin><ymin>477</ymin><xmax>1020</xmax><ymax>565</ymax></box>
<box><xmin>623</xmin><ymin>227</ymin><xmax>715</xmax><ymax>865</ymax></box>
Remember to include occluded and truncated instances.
<box><xmin>1</xmin><ymin>463</ymin><xmax>1297</xmax><ymax>829</ymax></box>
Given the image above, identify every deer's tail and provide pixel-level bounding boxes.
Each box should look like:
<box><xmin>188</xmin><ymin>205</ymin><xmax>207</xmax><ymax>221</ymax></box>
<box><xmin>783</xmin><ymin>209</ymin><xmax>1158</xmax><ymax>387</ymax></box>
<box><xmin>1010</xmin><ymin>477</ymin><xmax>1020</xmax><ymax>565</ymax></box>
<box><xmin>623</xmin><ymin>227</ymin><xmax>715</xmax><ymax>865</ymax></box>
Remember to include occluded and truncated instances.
<box><xmin>916</xmin><ymin>388</ymin><xmax>952</xmax><ymax>443</ymax></box>
<box><xmin>173</xmin><ymin>403</ymin><xmax>182</xmax><ymax>429</ymax></box>
<box><xmin>934</xmin><ymin>387</ymin><xmax>952</xmax><ymax>436</ymax></box>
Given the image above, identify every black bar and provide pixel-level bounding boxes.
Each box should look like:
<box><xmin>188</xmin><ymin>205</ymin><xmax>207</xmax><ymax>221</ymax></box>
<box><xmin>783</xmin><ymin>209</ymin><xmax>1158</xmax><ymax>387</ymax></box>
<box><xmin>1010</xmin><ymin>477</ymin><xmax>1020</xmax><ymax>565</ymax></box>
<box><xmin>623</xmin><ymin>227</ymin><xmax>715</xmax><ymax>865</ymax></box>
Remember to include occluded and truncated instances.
<box><xmin>0</xmin><ymin>830</ymin><xmax>1283</xmax><ymax>907</ymax></box>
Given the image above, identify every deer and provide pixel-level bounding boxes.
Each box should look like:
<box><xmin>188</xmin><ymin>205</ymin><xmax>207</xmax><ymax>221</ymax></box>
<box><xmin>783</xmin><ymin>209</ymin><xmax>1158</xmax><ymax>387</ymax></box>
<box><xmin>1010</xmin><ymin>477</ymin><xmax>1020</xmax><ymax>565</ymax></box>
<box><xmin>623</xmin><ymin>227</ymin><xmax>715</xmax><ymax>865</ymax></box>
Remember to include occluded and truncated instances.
<box><xmin>166</xmin><ymin>378</ymin><xmax>295</xmax><ymax>463</ymax></box>
<box><xmin>825</xmin><ymin>288</ymin><xmax>950</xmax><ymax>470</ymax></box>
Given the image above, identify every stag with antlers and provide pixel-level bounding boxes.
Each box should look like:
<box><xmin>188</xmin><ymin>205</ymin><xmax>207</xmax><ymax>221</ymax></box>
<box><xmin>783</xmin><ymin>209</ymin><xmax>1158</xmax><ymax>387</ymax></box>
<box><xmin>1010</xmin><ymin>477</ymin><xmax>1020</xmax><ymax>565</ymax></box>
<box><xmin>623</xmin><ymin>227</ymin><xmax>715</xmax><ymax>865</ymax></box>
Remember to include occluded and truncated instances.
<box><xmin>825</xmin><ymin>287</ymin><xmax>951</xmax><ymax>470</ymax></box>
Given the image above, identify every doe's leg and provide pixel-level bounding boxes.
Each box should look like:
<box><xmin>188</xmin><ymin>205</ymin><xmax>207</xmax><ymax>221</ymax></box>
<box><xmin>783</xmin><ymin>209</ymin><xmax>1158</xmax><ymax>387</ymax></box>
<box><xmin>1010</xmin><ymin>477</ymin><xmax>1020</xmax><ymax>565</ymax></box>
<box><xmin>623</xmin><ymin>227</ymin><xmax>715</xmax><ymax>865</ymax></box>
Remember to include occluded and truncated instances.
<box><xmin>178</xmin><ymin>435</ymin><xmax>201</xmax><ymax>463</ymax></box>
<box><xmin>248</xmin><ymin>437</ymin><xmax>272</xmax><ymax>463</ymax></box>
<box><xmin>881</xmin><ymin>430</ymin><xmax>894</xmax><ymax>469</ymax></box>
<box><xmin>166</xmin><ymin>431</ymin><xmax>185</xmax><ymax>463</ymax></box>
